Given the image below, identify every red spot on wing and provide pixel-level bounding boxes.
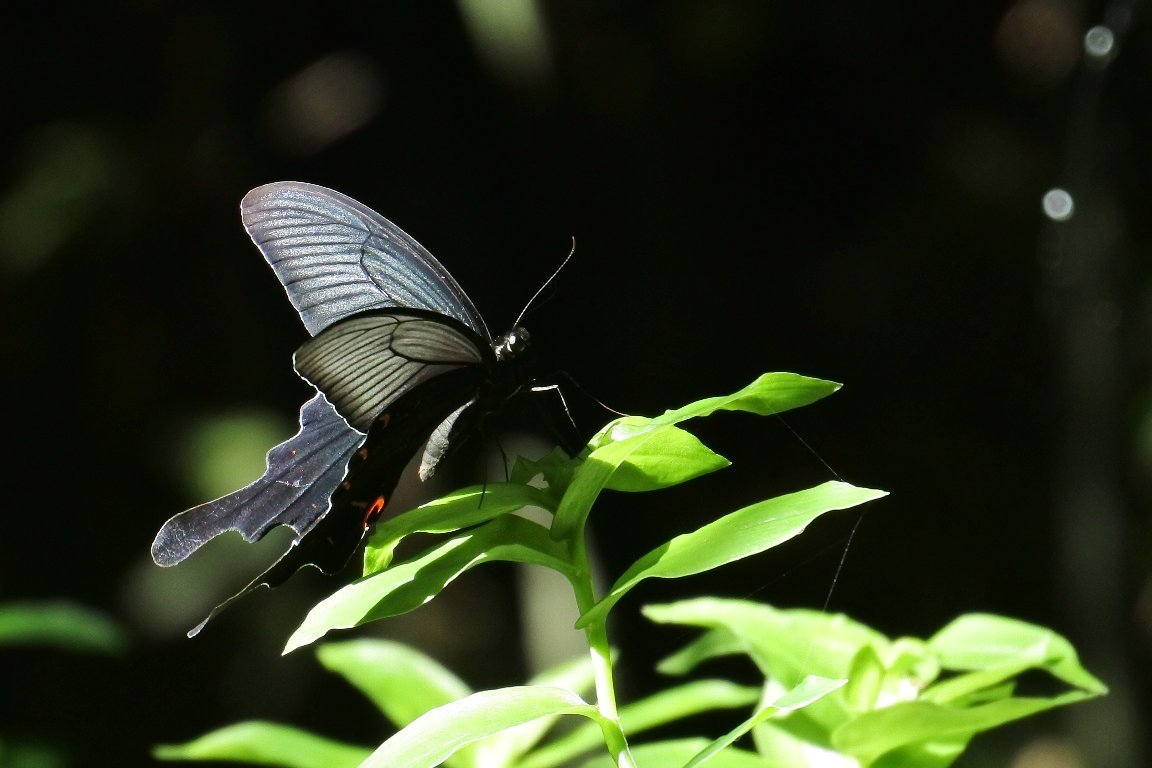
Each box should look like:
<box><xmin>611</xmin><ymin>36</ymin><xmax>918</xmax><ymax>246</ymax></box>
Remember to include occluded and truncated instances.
<box><xmin>364</xmin><ymin>496</ymin><xmax>387</xmax><ymax>527</ymax></box>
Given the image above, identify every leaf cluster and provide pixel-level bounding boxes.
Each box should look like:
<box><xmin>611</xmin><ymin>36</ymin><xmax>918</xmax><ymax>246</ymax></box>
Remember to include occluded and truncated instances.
<box><xmin>153</xmin><ymin>374</ymin><xmax>1105</xmax><ymax>768</ymax></box>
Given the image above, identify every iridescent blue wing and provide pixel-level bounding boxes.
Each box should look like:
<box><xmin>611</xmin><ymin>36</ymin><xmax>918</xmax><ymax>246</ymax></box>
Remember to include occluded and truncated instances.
<box><xmin>240</xmin><ymin>182</ymin><xmax>492</xmax><ymax>487</ymax></box>
<box><xmin>241</xmin><ymin>181</ymin><xmax>488</xmax><ymax>337</ymax></box>
<box><xmin>150</xmin><ymin>394</ymin><xmax>360</xmax><ymax>568</ymax></box>
<box><xmin>168</xmin><ymin>366</ymin><xmax>486</xmax><ymax>638</ymax></box>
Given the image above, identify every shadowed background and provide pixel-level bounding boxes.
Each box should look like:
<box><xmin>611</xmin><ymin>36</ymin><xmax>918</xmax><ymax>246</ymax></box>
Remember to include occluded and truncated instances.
<box><xmin>1</xmin><ymin>1</ymin><xmax>1149</xmax><ymax>766</ymax></box>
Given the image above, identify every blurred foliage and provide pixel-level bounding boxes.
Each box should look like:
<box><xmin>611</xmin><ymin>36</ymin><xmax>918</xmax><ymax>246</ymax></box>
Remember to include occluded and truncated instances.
<box><xmin>0</xmin><ymin>602</ymin><xmax>127</xmax><ymax>654</ymax></box>
<box><xmin>2</xmin><ymin>1</ymin><xmax>1149</xmax><ymax>767</ymax></box>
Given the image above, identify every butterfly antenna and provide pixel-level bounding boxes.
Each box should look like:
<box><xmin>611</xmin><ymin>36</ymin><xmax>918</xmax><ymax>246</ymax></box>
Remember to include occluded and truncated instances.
<box><xmin>513</xmin><ymin>236</ymin><xmax>577</xmax><ymax>328</ymax></box>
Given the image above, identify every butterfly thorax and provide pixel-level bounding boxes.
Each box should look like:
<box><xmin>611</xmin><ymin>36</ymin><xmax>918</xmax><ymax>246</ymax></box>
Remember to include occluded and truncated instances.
<box><xmin>492</xmin><ymin>326</ymin><xmax>531</xmax><ymax>362</ymax></box>
<box><xmin>489</xmin><ymin>325</ymin><xmax>537</xmax><ymax>399</ymax></box>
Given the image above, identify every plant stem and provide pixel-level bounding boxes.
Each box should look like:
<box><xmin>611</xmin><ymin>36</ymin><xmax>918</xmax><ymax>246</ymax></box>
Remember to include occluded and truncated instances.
<box><xmin>586</xmin><ymin>622</ymin><xmax>636</xmax><ymax>767</ymax></box>
<box><xmin>570</xmin><ymin>539</ymin><xmax>637</xmax><ymax>768</ymax></box>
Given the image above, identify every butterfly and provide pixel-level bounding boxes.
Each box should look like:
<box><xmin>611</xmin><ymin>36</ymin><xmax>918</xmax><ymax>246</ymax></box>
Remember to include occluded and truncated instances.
<box><xmin>151</xmin><ymin>181</ymin><xmax>550</xmax><ymax>636</ymax></box>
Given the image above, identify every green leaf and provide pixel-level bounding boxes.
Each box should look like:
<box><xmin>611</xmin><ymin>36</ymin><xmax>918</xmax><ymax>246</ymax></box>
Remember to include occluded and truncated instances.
<box><xmin>831</xmin><ymin>691</ymin><xmax>1099</xmax><ymax>765</ymax></box>
<box><xmin>869</xmin><ymin>741</ymin><xmax>967</xmax><ymax>768</ymax></box>
<box><xmin>578</xmin><ymin>739</ymin><xmax>768</xmax><ymax>768</ymax></box>
<box><xmin>752</xmin><ymin>721</ymin><xmax>863</xmax><ymax>768</ymax></box>
<box><xmin>364</xmin><ymin>483</ymin><xmax>554</xmax><ymax>573</ymax></box>
<box><xmin>647</xmin><ymin>598</ymin><xmax>889</xmax><ymax>682</ymax></box>
<box><xmin>0</xmin><ymin>602</ymin><xmax>127</xmax><ymax>654</ymax></box>
<box><xmin>469</xmin><ymin>655</ymin><xmax>597</xmax><ymax>767</ymax></box>
<box><xmin>772</xmin><ymin>675</ymin><xmax>849</xmax><ymax>710</ymax></box>
<box><xmin>577</xmin><ymin>482</ymin><xmax>886</xmax><ymax>627</ymax></box>
<box><xmin>510</xmin><ymin>447</ymin><xmax>582</xmax><ymax>490</ymax></box>
<box><xmin>602</xmin><ymin>423</ymin><xmax>730</xmax><ymax>492</ymax></box>
<box><xmin>651</xmin><ymin>372</ymin><xmax>840</xmax><ymax>424</ymax></box>
<box><xmin>646</xmin><ymin>598</ymin><xmax>892</xmax><ymax>734</ymax></box>
<box><xmin>360</xmin><ymin>686</ymin><xmax>601</xmax><ymax>768</ymax></box>
<box><xmin>591</xmin><ymin>373</ymin><xmax>842</xmax><ymax>446</ymax></box>
<box><xmin>285</xmin><ymin>516</ymin><xmax>571</xmax><ymax>653</ymax></box>
<box><xmin>551</xmin><ymin>425</ymin><xmax>694</xmax><ymax>542</ymax></box>
<box><xmin>682</xmin><ymin>676</ymin><xmax>847</xmax><ymax>768</ymax></box>
<box><xmin>846</xmin><ymin>638</ymin><xmax>938</xmax><ymax>711</ymax></box>
<box><xmin>921</xmin><ymin>665</ymin><xmax>1026</xmax><ymax>707</ymax></box>
<box><xmin>553</xmin><ymin>372</ymin><xmax>841</xmax><ymax>541</ymax></box>
<box><xmin>619</xmin><ymin>679</ymin><xmax>763</xmax><ymax>736</ymax></box>
<box><xmin>518</xmin><ymin>679</ymin><xmax>760</xmax><ymax>768</ymax></box>
<box><xmin>152</xmin><ymin>721</ymin><xmax>369</xmax><ymax>768</ymax></box>
<box><xmin>927</xmin><ymin>613</ymin><xmax>1107</xmax><ymax>694</ymax></box>
<box><xmin>317</xmin><ymin>645</ymin><xmax>597</xmax><ymax>768</ymax></box>
<box><xmin>842</xmin><ymin>644</ymin><xmax>886</xmax><ymax>712</ymax></box>
<box><xmin>316</xmin><ymin>640</ymin><xmax>471</xmax><ymax>728</ymax></box>
<box><xmin>654</xmin><ymin>627</ymin><xmax>748</xmax><ymax>675</ymax></box>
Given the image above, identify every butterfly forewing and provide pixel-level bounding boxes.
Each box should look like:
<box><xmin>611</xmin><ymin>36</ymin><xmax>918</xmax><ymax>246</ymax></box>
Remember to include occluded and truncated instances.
<box><xmin>241</xmin><ymin>182</ymin><xmax>489</xmax><ymax>337</ymax></box>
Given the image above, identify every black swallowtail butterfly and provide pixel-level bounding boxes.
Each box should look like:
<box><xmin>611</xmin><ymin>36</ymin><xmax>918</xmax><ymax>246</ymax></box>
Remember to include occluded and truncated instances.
<box><xmin>152</xmin><ymin>181</ymin><xmax>548</xmax><ymax>635</ymax></box>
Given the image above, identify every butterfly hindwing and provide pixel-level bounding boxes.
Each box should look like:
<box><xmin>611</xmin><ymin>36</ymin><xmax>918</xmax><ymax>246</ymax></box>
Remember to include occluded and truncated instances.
<box><xmin>293</xmin><ymin>309</ymin><xmax>491</xmax><ymax>433</ymax></box>
<box><xmin>150</xmin><ymin>393</ymin><xmax>364</xmax><ymax>567</ymax></box>
<box><xmin>179</xmin><ymin>367</ymin><xmax>488</xmax><ymax>637</ymax></box>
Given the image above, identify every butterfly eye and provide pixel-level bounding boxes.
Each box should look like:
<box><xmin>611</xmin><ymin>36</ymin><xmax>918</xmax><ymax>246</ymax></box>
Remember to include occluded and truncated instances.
<box><xmin>494</xmin><ymin>326</ymin><xmax>531</xmax><ymax>361</ymax></box>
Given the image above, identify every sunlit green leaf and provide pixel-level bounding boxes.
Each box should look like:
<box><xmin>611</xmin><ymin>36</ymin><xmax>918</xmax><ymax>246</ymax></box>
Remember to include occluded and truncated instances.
<box><xmin>364</xmin><ymin>482</ymin><xmax>554</xmax><ymax>573</ymax></box>
<box><xmin>553</xmin><ymin>373</ymin><xmax>841</xmax><ymax>541</ymax></box>
<box><xmin>551</xmin><ymin>425</ymin><xmax>682</xmax><ymax>542</ymax></box>
<box><xmin>645</xmin><ymin>598</ymin><xmax>890</xmax><ymax>732</ymax></box>
<box><xmin>927</xmin><ymin>613</ymin><xmax>1107</xmax><ymax>693</ymax></box>
<box><xmin>831</xmin><ymin>691</ymin><xmax>1099</xmax><ymax>765</ymax></box>
<box><xmin>842</xmin><ymin>644</ymin><xmax>886</xmax><ymax>712</ymax></box>
<box><xmin>752</xmin><ymin>721</ymin><xmax>858</xmax><ymax>768</ymax></box>
<box><xmin>682</xmin><ymin>676</ymin><xmax>846</xmax><ymax>768</ymax></box>
<box><xmin>653</xmin><ymin>627</ymin><xmax>747</xmax><ymax>675</ymax></box>
<box><xmin>647</xmin><ymin>597</ymin><xmax>888</xmax><ymax>681</ymax></box>
<box><xmin>578</xmin><ymin>739</ymin><xmax>768</xmax><ymax>768</ymax></box>
<box><xmin>588</xmin><ymin>373</ymin><xmax>841</xmax><ymax>449</ymax></box>
<box><xmin>286</xmin><ymin>516</ymin><xmax>570</xmax><ymax>653</ymax></box>
<box><xmin>602</xmin><ymin>424</ymin><xmax>729</xmax><ymax>492</ymax></box>
<box><xmin>578</xmin><ymin>482</ymin><xmax>886</xmax><ymax>627</ymax></box>
<box><xmin>361</xmin><ymin>686</ymin><xmax>600</xmax><ymax>768</ymax></box>
<box><xmin>316</xmin><ymin>640</ymin><xmax>471</xmax><ymax>728</ymax></box>
<box><xmin>153</xmin><ymin>721</ymin><xmax>369</xmax><ymax>768</ymax></box>
<box><xmin>519</xmin><ymin>679</ymin><xmax>760</xmax><ymax>768</ymax></box>
<box><xmin>471</xmin><ymin>655</ymin><xmax>597</xmax><ymax>768</ymax></box>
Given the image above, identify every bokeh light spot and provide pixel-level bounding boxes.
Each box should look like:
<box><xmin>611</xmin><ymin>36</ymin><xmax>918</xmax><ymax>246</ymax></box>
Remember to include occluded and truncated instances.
<box><xmin>1042</xmin><ymin>188</ymin><xmax>1075</xmax><ymax>221</ymax></box>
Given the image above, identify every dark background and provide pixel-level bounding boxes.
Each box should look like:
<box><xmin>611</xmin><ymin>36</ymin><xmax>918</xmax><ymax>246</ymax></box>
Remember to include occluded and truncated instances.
<box><xmin>1</xmin><ymin>1</ymin><xmax>1150</xmax><ymax>766</ymax></box>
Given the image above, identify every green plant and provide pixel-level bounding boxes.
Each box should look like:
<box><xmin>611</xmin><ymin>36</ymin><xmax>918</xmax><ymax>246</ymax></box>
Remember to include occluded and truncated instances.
<box><xmin>0</xmin><ymin>601</ymin><xmax>127</xmax><ymax>766</ymax></box>
<box><xmin>153</xmin><ymin>373</ymin><xmax>1105</xmax><ymax>767</ymax></box>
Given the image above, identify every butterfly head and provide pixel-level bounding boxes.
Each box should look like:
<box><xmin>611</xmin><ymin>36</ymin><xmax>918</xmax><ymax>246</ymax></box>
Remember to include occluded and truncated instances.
<box><xmin>493</xmin><ymin>326</ymin><xmax>532</xmax><ymax>362</ymax></box>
